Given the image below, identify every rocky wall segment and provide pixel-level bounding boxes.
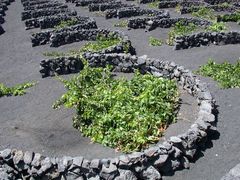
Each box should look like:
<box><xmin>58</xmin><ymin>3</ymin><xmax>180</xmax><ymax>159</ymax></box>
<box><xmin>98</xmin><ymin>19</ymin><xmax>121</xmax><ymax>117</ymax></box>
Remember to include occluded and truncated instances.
<box><xmin>158</xmin><ymin>1</ymin><xmax>207</xmax><ymax>9</ymax></box>
<box><xmin>0</xmin><ymin>14</ymin><xmax>4</xmax><ymax>24</ymax></box>
<box><xmin>88</xmin><ymin>2</ymin><xmax>132</xmax><ymax>12</ymax></box>
<box><xmin>174</xmin><ymin>31</ymin><xmax>240</xmax><ymax>50</ymax></box>
<box><xmin>128</xmin><ymin>17</ymin><xmax>211</xmax><ymax>31</ymax></box>
<box><xmin>0</xmin><ymin>24</ymin><xmax>4</xmax><ymax>34</ymax></box>
<box><xmin>75</xmin><ymin>0</ymin><xmax>115</xmax><ymax>7</ymax></box>
<box><xmin>25</xmin><ymin>15</ymin><xmax>97</xmax><ymax>30</ymax></box>
<box><xmin>204</xmin><ymin>0</ymin><xmax>239</xmax><ymax>5</ymax></box>
<box><xmin>21</xmin><ymin>7</ymin><xmax>77</xmax><ymax>21</ymax></box>
<box><xmin>105</xmin><ymin>6</ymin><xmax>168</xmax><ymax>19</ymax></box>
<box><xmin>180</xmin><ymin>4</ymin><xmax>239</xmax><ymax>14</ymax></box>
<box><xmin>31</xmin><ymin>28</ymin><xmax>120</xmax><ymax>46</ymax></box>
<box><xmin>0</xmin><ymin>53</ymin><xmax>217</xmax><ymax>180</ymax></box>
<box><xmin>22</xmin><ymin>0</ymin><xmax>52</xmax><ymax>8</ymax></box>
<box><xmin>23</xmin><ymin>2</ymin><xmax>65</xmax><ymax>11</ymax></box>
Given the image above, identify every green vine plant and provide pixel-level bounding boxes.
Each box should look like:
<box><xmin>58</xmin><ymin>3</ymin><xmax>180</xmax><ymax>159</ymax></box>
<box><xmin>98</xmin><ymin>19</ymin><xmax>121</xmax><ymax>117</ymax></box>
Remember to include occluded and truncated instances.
<box><xmin>149</xmin><ymin>36</ymin><xmax>163</xmax><ymax>46</ymax></box>
<box><xmin>43</xmin><ymin>34</ymin><xmax>128</xmax><ymax>57</ymax></box>
<box><xmin>148</xmin><ymin>0</ymin><xmax>160</xmax><ymax>9</ymax></box>
<box><xmin>0</xmin><ymin>82</ymin><xmax>36</xmax><ymax>97</ymax></box>
<box><xmin>191</xmin><ymin>6</ymin><xmax>217</xmax><ymax>21</ymax></box>
<box><xmin>206</xmin><ymin>21</ymin><xmax>228</xmax><ymax>32</ymax></box>
<box><xmin>167</xmin><ymin>21</ymin><xmax>198</xmax><ymax>46</ymax></box>
<box><xmin>217</xmin><ymin>12</ymin><xmax>240</xmax><ymax>24</ymax></box>
<box><xmin>196</xmin><ymin>59</ymin><xmax>240</xmax><ymax>88</ymax></box>
<box><xmin>114</xmin><ymin>20</ymin><xmax>128</xmax><ymax>28</ymax></box>
<box><xmin>53</xmin><ymin>62</ymin><xmax>179</xmax><ymax>153</ymax></box>
<box><xmin>54</xmin><ymin>19</ymin><xmax>79</xmax><ymax>30</ymax></box>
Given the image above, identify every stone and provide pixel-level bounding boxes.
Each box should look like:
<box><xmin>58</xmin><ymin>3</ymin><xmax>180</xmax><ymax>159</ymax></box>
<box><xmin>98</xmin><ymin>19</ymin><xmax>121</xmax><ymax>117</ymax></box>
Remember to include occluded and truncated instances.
<box><xmin>13</xmin><ymin>150</ymin><xmax>24</xmax><ymax>165</ymax></box>
<box><xmin>100</xmin><ymin>163</ymin><xmax>119</xmax><ymax>180</ymax></box>
<box><xmin>137</xmin><ymin>55</ymin><xmax>147</xmax><ymax>66</ymax></box>
<box><xmin>169</xmin><ymin>136</ymin><xmax>182</xmax><ymax>144</ymax></box>
<box><xmin>90</xmin><ymin>159</ymin><xmax>100</xmax><ymax>169</ymax></box>
<box><xmin>141</xmin><ymin>166</ymin><xmax>161</xmax><ymax>180</ymax></box>
<box><xmin>0</xmin><ymin>149</ymin><xmax>11</xmax><ymax>160</ymax></box>
<box><xmin>31</xmin><ymin>153</ymin><xmax>44</xmax><ymax>167</ymax></box>
<box><xmin>144</xmin><ymin>146</ymin><xmax>160</xmax><ymax>158</ymax></box>
<box><xmin>198</xmin><ymin>110</ymin><xmax>215</xmax><ymax>123</ymax></box>
<box><xmin>23</xmin><ymin>151</ymin><xmax>33</xmax><ymax>165</ymax></box>
<box><xmin>199</xmin><ymin>101</ymin><xmax>212</xmax><ymax>113</ymax></box>
<box><xmin>72</xmin><ymin>156</ymin><xmax>83</xmax><ymax>167</ymax></box>
<box><xmin>153</xmin><ymin>154</ymin><xmax>168</xmax><ymax>167</ymax></box>
<box><xmin>37</xmin><ymin>157</ymin><xmax>53</xmax><ymax>175</ymax></box>
<box><xmin>115</xmin><ymin>169</ymin><xmax>137</xmax><ymax>180</ymax></box>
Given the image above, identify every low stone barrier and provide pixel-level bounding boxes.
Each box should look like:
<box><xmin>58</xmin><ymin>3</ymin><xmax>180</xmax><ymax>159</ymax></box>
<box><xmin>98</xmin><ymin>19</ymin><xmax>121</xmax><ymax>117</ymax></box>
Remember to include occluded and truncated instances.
<box><xmin>0</xmin><ymin>53</ymin><xmax>217</xmax><ymax>180</ymax></box>
<box><xmin>158</xmin><ymin>1</ymin><xmax>206</xmax><ymax>9</ymax></box>
<box><xmin>39</xmin><ymin>56</ymin><xmax>84</xmax><ymax>78</ymax></box>
<box><xmin>0</xmin><ymin>24</ymin><xmax>4</xmax><ymax>35</ymax></box>
<box><xmin>75</xmin><ymin>0</ymin><xmax>114</xmax><ymax>7</ymax></box>
<box><xmin>0</xmin><ymin>14</ymin><xmax>4</xmax><ymax>24</ymax></box>
<box><xmin>89</xmin><ymin>2</ymin><xmax>132</xmax><ymax>12</ymax></box>
<box><xmin>23</xmin><ymin>2</ymin><xmax>65</xmax><ymax>11</ymax></box>
<box><xmin>180</xmin><ymin>4</ymin><xmax>238</xmax><ymax>14</ymax></box>
<box><xmin>128</xmin><ymin>17</ymin><xmax>211</xmax><ymax>31</ymax></box>
<box><xmin>21</xmin><ymin>7</ymin><xmax>77</xmax><ymax>21</ymax></box>
<box><xmin>25</xmin><ymin>15</ymin><xmax>97</xmax><ymax>30</ymax></box>
<box><xmin>204</xmin><ymin>0</ymin><xmax>239</xmax><ymax>5</ymax></box>
<box><xmin>174</xmin><ymin>31</ymin><xmax>240</xmax><ymax>50</ymax></box>
<box><xmin>105</xmin><ymin>7</ymin><xmax>168</xmax><ymax>19</ymax></box>
<box><xmin>22</xmin><ymin>0</ymin><xmax>50</xmax><ymax>8</ymax></box>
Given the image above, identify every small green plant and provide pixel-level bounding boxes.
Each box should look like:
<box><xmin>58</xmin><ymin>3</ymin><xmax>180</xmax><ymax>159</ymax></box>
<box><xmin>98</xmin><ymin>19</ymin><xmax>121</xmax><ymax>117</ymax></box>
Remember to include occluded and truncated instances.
<box><xmin>192</xmin><ymin>6</ymin><xmax>216</xmax><ymax>21</ymax></box>
<box><xmin>149</xmin><ymin>36</ymin><xmax>163</xmax><ymax>46</ymax></box>
<box><xmin>218</xmin><ymin>12</ymin><xmax>240</xmax><ymax>23</ymax></box>
<box><xmin>196</xmin><ymin>59</ymin><xmax>240</xmax><ymax>88</ymax></box>
<box><xmin>175</xmin><ymin>4</ymin><xmax>181</xmax><ymax>13</ymax></box>
<box><xmin>80</xmin><ymin>35</ymin><xmax>121</xmax><ymax>53</ymax></box>
<box><xmin>206</xmin><ymin>22</ymin><xmax>227</xmax><ymax>32</ymax></box>
<box><xmin>43</xmin><ymin>35</ymin><xmax>126</xmax><ymax>57</ymax></box>
<box><xmin>54</xmin><ymin>19</ymin><xmax>78</xmax><ymax>30</ymax></box>
<box><xmin>114</xmin><ymin>20</ymin><xmax>128</xmax><ymax>28</ymax></box>
<box><xmin>53</xmin><ymin>63</ymin><xmax>179</xmax><ymax>152</ymax></box>
<box><xmin>0</xmin><ymin>82</ymin><xmax>36</xmax><ymax>97</ymax></box>
<box><xmin>167</xmin><ymin>21</ymin><xmax>197</xmax><ymax>45</ymax></box>
<box><xmin>148</xmin><ymin>0</ymin><xmax>160</xmax><ymax>9</ymax></box>
<box><xmin>218</xmin><ymin>2</ymin><xmax>231</xmax><ymax>8</ymax></box>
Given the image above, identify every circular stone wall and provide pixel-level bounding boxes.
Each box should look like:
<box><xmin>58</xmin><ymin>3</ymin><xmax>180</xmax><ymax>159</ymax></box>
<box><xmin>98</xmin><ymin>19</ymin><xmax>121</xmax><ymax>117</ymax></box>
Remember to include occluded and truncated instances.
<box><xmin>0</xmin><ymin>53</ymin><xmax>217</xmax><ymax>180</ymax></box>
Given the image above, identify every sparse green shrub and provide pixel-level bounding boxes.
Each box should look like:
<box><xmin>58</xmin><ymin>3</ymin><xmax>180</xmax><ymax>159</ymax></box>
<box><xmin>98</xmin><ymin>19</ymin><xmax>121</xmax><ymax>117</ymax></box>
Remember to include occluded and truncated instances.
<box><xmin>54</xmin><ymin>19</ymin><xmax>78</xmax><ymax>30</ymax></box>
<box><xmin>196</xmin><ymin>59</ymin><xmax>240</xmax><ymax>88</ymax></box>
<box><xmin>206</xmin><ymin>22</ymin><xmax>227</xmax><ymax>32</ymax></box>
<box><xmin>0</xmin><ymin>82</ymin><xmax>35</xmax><ymax>97</ymax></box>
<box><xmin>167</xmin><ymin>21</ymin><xmax>197</xmax><ymax>45</ymax></box>
<box><xmin>192</xmin><ymin>6</ymin><xmax>216</xmax><ymax>21</ymax></box>
<box><xmin>53</xmin><ymin>63</ymin><xmax>179</xmax><ymax>152</ymax></box>
<box><xmin>149</xmin><ymin>36</ymin><xmax>163</xmax><ymax>46</ymax></box>
<box><xmin>148</xmin><ymin>0</ymin><xmax>160</xmax><ymax>9</ymax></box>
<box><xmin>114</xmin><ymin>20</ymin><xmax>128</xmax><ymax>28</ymax></box>
<box><xmin>80</xmin><ymin>35</ymin><xmax>121</xmax><ymax>53</ymax></box>
<box><xmin>218</xmin><ymin>12</ymin><xmax>240</xmax><ymax>23</ymax></box>
<box><xmin>43</xmin><ymin>35</ymin><xmax>125</xmax><ymax>57</ymax></box>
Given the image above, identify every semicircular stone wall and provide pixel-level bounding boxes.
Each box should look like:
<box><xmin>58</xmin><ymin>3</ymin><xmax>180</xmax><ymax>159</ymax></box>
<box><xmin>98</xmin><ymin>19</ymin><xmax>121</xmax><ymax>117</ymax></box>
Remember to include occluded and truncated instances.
<box><xmin>0</xmin><ymin>53</ymin><xmax>217</xmax><ymax>180</ymax></box>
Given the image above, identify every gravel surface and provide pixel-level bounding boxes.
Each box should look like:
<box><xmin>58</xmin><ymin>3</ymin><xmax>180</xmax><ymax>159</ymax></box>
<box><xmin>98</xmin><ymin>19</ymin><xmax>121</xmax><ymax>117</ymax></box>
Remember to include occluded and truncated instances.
<box><xmin>0</xmin><ymin>0</ymin><xmax>240</xmax><ymax>179</ymax></box>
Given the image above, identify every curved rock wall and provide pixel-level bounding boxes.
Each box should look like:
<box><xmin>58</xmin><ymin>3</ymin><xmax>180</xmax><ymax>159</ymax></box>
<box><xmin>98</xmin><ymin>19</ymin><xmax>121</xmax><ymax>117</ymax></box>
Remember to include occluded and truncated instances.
<box><xmin>174</xmin><ymin>31</ymin><xmax>240</xmax><ymax>50</ymax></box>
<box><xmin>0</xmin><ymin>53</ymin><xmax>217</xmax><ymax>180</ymax></box>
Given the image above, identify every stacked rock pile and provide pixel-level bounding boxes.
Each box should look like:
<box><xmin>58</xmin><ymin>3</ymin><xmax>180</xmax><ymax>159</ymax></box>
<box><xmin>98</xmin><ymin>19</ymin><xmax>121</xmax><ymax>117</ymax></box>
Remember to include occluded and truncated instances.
<box><xmin>0</xmin><ymin>0</ymin><xmax>15</xmax><ymax>35</ymax></box>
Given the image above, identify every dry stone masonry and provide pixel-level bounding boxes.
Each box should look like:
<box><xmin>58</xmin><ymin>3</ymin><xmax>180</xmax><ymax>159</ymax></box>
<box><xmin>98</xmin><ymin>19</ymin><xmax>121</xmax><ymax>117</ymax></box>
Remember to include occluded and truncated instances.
<box><xmin>174</xmin><ymin>31</ymin><xmax>240</xmax><ymax>50</ymax></box>
<box><xmin>0</xmin><ymin>0</ymin><xmax>15</xmax><ymax>35</ymax></box>
<box><xmin>0</xmin><ymin>53</ymin><xmax>217</xmax><ymax>180</ymax></box>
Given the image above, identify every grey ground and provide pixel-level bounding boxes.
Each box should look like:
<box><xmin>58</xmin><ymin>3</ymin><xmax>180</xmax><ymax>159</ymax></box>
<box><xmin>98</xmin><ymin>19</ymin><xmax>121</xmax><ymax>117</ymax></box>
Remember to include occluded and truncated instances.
<box><xmin>0</xmin><ymin>1</ymin><xmax>240</xmax><ymax>179</ymax></box>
